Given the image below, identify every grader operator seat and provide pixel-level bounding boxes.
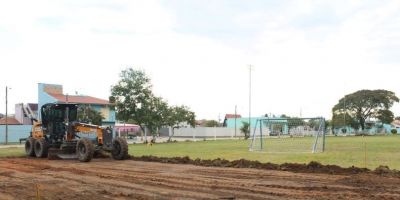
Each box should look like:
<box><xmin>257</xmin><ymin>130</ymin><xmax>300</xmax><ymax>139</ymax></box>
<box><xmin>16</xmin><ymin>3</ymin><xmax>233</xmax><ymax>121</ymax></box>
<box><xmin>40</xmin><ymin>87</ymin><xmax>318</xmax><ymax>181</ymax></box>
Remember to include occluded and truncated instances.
<box><xmin>41</xmin><ymin>103</ymin><xmax>78</xmax><ymax>143</ymax></box>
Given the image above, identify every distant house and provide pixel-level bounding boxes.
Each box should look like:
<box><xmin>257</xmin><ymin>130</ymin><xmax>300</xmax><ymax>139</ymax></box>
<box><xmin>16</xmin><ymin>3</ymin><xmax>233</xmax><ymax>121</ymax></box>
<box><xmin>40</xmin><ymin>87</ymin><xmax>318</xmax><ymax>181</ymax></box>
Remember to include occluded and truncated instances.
<box><xmin>222</xmin><ymin>114</ymin><xmax>242</xmax><ymax>127</ymax></box>
<box><xmin>0</xmin><ymin>117</ymin><xmax>21</xmax><ymax>125</ymax></box>
<box><xmin>195</xmin><ymin>119</ymin><xmax>207</xmax><ymax>127</ymax></box>
<box><xmin>391</xmin><ymin>120</ymin><xmax>400</xmax><ymax>132</ymax></box>
<box><xmin>391</xmin><ymin>120</ymin><xmax>400</xmax><ymax>128</ymax></box>
<box><xmin>38</xmin><ymin>83</ymin><xmax>115</xmax><ymax>126</ymax></box>
<box><xmin>114</xmin><ymin>123</ymin><xmax>141</xmax><ymax>137</ymax></box>
<box><xmin>15</xmin><ymin>103</ymin><xmax>38</xmax><ymax>125</ymax></box>
<box><xmin>224</xmin><ymin>116</ymin><xmax>263</xmax><ymax>129</ymax></box>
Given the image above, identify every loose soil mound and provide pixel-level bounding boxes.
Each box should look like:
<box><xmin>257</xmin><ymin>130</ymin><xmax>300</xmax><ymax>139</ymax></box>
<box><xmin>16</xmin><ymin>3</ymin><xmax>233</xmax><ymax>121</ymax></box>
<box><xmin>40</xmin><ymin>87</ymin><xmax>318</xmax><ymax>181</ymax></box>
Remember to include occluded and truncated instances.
<box><xmin>130</xmin><ymin>155</ymin><xmax>400</xmax><ymax>177</ymax></box>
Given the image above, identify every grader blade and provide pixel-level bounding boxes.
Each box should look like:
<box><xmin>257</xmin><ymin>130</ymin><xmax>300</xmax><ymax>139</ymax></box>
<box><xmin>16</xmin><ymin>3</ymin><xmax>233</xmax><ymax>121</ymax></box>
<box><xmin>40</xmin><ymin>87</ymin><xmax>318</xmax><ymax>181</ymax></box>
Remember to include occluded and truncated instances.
<box><xmin>48</xmin><ymin>148</ymin><xmax>78</xmax><ymax>160</ymax></box>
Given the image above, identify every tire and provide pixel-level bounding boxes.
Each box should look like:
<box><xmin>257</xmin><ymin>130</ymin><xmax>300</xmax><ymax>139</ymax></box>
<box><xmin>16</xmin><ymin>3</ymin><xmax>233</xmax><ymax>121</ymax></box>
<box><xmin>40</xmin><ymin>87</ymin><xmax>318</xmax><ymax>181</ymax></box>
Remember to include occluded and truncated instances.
<box><xmin>76</xmin><ymin>138</ymin><xmax>94</xmax><ymax>162</ymax></box>
<box><xmin>34</xmin><ymin>138</ymin><xmax>49</xmax><ymax>158</ymax></box>
<box><xmin>111</xmin><ymin>137</ymin><xmax>128</xmax><ymax>160</ymax></box>
<box><xmin>25</xmin><ymin>137</ymin><xmax>36</xmax><ymax>157</ymax></box>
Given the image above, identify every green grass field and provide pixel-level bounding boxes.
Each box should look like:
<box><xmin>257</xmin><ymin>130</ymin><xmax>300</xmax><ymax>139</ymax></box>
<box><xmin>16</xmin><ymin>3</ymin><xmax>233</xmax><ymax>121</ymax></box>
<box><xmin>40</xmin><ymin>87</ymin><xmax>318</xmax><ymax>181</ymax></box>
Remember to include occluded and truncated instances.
<box><xmin>128</xmin><ymin>135</ymin><xmax>400</xmax><ymax>170</ymax></box>
<box><xmin>0</xmin><ymin>147</ymin><xmax>25</xmax><ymax>157</ymax></box>
<box><xmin>1</xmin><ymin>135</ymin><xmax>399</xmax><ymax>170</ymax></box>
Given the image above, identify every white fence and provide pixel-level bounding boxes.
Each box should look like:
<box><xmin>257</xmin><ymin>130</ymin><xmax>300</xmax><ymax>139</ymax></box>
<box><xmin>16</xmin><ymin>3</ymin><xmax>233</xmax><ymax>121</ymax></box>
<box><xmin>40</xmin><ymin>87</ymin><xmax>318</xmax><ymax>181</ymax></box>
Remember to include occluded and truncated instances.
<box><xmin>169</xmin><ymin>127</ymin><xmax>244</xmax><ymax>139</ymax></box>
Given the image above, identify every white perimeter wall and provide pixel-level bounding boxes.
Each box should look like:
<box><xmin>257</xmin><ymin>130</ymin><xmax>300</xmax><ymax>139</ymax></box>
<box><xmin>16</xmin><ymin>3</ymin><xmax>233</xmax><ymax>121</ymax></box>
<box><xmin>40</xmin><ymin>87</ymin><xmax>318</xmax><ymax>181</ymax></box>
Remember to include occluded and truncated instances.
<box><xmin>171</xmin><ymin>127</ymin><xmax>244</xmax><ymax>138</ymax></box>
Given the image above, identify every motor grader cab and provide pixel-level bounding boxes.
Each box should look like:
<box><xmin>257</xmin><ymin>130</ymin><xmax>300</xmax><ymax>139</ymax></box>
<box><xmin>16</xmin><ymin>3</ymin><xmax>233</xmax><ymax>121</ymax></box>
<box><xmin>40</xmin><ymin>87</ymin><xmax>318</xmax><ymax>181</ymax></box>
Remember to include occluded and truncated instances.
<box><xmin>25</xmin><ymin>103</ymin><xmax>128</xmax><ymax>162</ymax></box>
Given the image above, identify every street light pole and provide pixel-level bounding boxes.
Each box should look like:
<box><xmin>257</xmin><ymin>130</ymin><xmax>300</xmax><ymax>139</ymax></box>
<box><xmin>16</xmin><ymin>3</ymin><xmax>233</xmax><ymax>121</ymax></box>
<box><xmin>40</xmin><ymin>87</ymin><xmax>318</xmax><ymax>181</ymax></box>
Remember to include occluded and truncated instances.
<box><xmin>5</xmin><ymin>86</ymin><xmax>8</xmax><ymax>145</ymax></box>
<box><xmin>343</xmin><ymin>83</ymin><xmax>346</xmax><ymax>133</ymax></box>
<box><xmin>234</xmin><ymin>105</ymin><xmax>237</xmax><ymax>137</ymax></box>
<box><xmin>248</xmin><ymin>65</ymin><xmax>253</xmax><ymax>135</ymax></box>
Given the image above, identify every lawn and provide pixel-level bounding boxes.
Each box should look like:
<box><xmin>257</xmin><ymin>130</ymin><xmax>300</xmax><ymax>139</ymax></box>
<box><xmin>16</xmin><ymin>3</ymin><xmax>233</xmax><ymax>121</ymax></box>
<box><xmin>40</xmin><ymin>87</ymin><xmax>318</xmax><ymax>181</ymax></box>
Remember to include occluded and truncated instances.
<box><xmin>1</xmin><ymin>135</ymin><xmax>399</xmax><ymax>170</ymax></box>
<box><xmin>0</xmin><ymin>147</ymin><xmax>25</xmax><ymax>157</ymax></box>
<box><xmin>128</xmin><ymin>135</ymin><xmax>400</xmax><ymax>170</ymax></box>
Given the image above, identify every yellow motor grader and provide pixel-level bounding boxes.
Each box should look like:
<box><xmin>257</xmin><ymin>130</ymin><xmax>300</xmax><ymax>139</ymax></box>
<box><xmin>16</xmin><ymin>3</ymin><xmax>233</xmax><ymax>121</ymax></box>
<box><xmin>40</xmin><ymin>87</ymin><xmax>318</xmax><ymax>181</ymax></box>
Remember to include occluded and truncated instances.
<box><xmin>25</xmin><ymin>103</ymin><xmax>128</xmax><ymax>162</ymax></box>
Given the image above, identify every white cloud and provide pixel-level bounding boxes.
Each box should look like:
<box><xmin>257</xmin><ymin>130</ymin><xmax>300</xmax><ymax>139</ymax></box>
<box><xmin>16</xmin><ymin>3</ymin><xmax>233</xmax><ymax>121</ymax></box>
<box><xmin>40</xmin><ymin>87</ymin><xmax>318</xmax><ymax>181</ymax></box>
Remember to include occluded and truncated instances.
<box><xmin>0</xmin><ymin>0</ymin><xmax>400</xmax><ymax>121</ymax></box>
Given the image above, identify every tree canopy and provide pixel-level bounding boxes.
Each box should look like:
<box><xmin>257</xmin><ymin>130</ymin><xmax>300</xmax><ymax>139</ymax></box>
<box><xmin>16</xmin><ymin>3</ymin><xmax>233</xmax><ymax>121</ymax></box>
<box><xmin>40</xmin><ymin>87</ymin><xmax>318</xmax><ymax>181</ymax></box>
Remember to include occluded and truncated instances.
<box><xmin>77</xmin><ymin>105</ymin><xmax>104</xmax><ymax>126</ymax></box>
<box><xmin>332</xmin><ymin>89</ymin><xmax>399</xmax><ymax>130</ymax></box>
<box><xmin>331</xmin><ymin>113</ymin><xmax>359</xmax><ymax>130</ymax></box>
<box><xmin>204</xmin><ymin>120</ymin><xmax>220</xmax><ymax>127</ymax></box>
<box><xmin>166</xmin><ymin>105</ymin><xmax>196</xmax><ymax>128</ymax></box>
<box><xmin>111</xmin><ymin>68</ymin><xmax>196</xmax><ymax>134</ymax></box>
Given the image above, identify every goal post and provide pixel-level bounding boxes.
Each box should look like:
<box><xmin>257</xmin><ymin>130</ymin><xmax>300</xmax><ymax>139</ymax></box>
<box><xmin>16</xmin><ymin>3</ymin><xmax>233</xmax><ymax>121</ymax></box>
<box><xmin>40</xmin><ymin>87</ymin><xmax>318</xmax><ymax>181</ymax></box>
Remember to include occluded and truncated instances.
<box><xmin>249</xmin><ymin>117</ymin><xmax>326</xmax><ymax>153</ymax></box>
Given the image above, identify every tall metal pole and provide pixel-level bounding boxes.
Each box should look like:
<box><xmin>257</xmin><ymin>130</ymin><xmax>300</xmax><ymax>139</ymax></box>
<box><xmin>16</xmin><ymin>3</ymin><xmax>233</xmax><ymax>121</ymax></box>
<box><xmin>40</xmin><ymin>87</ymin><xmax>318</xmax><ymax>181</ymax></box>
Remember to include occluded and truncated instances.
<box><xmin>344</xmin><ymin>94</ymin><xmax>346</xmax><ymax>132</ymax></box>
<box><xmin>234</xmin><ymin>105</ymin><xmax>237</xmax><ymax>137</ymax></box>
<box><xmin>248</xmin><ymin>65</ymin><xmax>253</xmax><ymax>135</ymax></box>
<box><xmin>5</xmin><ymin>86</ymin><xmax>8</xmax><ymax>145</ymax></box>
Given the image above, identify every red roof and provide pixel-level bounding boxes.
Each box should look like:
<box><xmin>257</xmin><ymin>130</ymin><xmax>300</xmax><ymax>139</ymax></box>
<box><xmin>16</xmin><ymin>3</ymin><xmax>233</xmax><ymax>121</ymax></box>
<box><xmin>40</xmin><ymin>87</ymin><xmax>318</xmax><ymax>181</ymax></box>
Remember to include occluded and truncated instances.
<box><xmin>49</xmin><ymin>94</ymin><xmax>110</xmax><ymax>105</ymax></box>
<box><xmin>225</xmin><ymin>114</ymin><xmax>241</xmax><ymax>119</ymax></box>
<box><xmin>392</xmin><ymin>120</ymin><xmax>400</xmax><ymax>127</ymax></box>
<box><xmin>0</xmin><ymin>117</ymin><xmax>21</xmax><ymax>125</ymax></box>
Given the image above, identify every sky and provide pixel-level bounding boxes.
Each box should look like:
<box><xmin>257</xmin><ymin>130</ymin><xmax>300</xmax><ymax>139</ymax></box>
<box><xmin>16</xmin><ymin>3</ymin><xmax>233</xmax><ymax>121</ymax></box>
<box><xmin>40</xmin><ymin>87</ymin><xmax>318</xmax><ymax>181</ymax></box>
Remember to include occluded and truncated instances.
<box><xmin>0</xmin><ymin>0</ymin><xmax>400</xmax><ymax>121</ymax></box>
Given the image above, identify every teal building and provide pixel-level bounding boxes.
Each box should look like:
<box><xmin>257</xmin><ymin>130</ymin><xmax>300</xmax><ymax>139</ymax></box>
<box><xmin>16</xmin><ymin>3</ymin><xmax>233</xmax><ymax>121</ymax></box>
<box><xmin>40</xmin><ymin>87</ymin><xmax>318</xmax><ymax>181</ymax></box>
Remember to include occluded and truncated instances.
<box><xmin>38</xmin><ymin>83</ymin><xmax>115</xmax><ymax>126</ymax></box>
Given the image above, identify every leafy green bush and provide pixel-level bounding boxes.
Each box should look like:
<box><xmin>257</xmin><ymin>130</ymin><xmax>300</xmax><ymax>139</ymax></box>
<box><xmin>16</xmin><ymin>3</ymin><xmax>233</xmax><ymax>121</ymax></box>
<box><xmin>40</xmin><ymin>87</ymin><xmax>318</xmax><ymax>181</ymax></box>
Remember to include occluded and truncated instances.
<box><xmin>391</xmin><ymin>129</ymin><xmax>397</xmax><ymax>134</ymax></box>
<box><xmin>240</xmin><ymin>122</ymin><xmax>250</xmax><ymax>140</ymax></box>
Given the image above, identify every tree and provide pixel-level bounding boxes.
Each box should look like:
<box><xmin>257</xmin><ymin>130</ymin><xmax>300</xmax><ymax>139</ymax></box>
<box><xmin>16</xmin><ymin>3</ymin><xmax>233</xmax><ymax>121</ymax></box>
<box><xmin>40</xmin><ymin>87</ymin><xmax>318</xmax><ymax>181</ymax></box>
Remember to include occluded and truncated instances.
<box><xmin>166</xmin><ymin>105</ymin><xmax>196</xmax><ymax>141</ymax></box>
<box><xmin>331</xmin><ymin>113</ymin><xmax>359</xmax><ymax>129</ymax></box>
<box><xmin>332</xmin><ymin>90</ymin><xmax>399</xmax><ymax>130</ymax></box>
<box><xmin>143</xmin><ymin>96</ymin><xmax>170</xmax><ymax>136</ymax></box>
<box><xmin>280</xmin><ymin>114</ymin><xmax>290</xmax><ymax>118</ymax></box>
<box><xmin>111</xmin><ymin>68</ymin><xmax>155</xmax><ymax>133</ymax></box>
<box><xmin>111</xmin><ymin>68</ymin><xmax>196</xmax><ymax>138</ymax></box>
<box><xmin>204</xmin><ymin>120</ymin><xmax>219</xmax><ymax>127</ymax></box>
<box><xmin>240</xmin><ymin>121</ymin><xmax>250</xmax><ymax>140</ymax></box>
<box><xmin>324</xmin><ymin>119</ymin><xmax>331</xmax><ymax>131</ymax></box>
<box><xmin>375</xmin><ymin>109</ymin><xmax>394</xmax><ymax>124</ymax></box>
<box><xmin>77</xmin><ymin>105</ymin><xmax>104</xmax><ymax>125</ymax></box>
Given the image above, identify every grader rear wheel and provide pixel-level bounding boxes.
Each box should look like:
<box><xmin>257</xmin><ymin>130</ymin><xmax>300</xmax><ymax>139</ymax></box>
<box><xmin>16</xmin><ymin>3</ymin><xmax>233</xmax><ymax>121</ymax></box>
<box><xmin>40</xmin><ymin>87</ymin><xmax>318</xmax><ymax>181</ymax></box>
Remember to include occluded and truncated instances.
<box><xmin>111</xmin><ymin>137</ymin><xmax>128</xmax><ymax>160</ymax></box>
<box><xmin>76</xmin><ymin>138</ymin><xmax>94</xmax><ymax>162</ymax></box>
<box><xmin>34</xmin><ymin>138</ymin><xmax>49</xmax><ymax>158</ymax></box>
<box><xmin>25</xmin><ymin>137</ymin><xmax>36</xmax><ymax>157</ymax></box>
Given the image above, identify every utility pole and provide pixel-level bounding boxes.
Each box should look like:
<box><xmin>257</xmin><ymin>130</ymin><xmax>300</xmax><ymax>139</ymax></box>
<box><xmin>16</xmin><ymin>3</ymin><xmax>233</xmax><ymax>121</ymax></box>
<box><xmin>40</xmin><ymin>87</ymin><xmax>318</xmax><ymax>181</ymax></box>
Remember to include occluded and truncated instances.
<box><xmin>344</xmin><ymin>94</ymin><xmax>346</xmax><ymax>131</ymax></box>
<box><xmin>248</xmin><ymin>65</ymin><xmax>253</xmax><ymax>135</ymax></box>
<box><xmin>343</xmin><ymin>83</ymin><xmax>346</xmax><ymax>133</ymax></box>
<box><xmin>234</xmin><ymin>105</ymin><xmax>237</xmax><ymax>137</ymax></box>
<box><xmin>5</xmin><ymin>86</ymin><xmax>9</xmax><ymax>145</ymax></box>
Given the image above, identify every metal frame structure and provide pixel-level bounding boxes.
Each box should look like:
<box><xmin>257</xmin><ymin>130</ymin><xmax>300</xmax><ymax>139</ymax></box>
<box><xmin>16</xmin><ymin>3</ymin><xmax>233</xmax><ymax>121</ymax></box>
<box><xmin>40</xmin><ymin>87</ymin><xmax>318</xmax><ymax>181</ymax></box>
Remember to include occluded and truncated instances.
<box><xmin>249</xmin><ymin>117</ymin><xmax>326</xmax><ymax>153</ymax></box>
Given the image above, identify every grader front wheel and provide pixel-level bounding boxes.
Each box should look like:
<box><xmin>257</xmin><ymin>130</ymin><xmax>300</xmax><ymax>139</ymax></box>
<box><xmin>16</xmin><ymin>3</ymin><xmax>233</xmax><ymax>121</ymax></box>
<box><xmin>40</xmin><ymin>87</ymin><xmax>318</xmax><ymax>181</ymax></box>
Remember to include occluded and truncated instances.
<box><xmin>111</xmin><ymin>137</ymin><xmax>128</xmax><ymax>160</ymax></box>
<box><xmin>76</xmin><ymin>138</ymin><xmax>94</xmax><ymax>162</ymax></box>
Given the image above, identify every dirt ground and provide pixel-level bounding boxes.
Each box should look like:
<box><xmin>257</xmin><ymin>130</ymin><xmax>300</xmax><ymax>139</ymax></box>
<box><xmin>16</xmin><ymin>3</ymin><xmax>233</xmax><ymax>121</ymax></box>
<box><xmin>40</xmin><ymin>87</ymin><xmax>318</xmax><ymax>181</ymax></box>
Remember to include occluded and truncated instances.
<box><xmin>0</xmin><ymin>158</ymin><xmax>400</xmax><ymax>200</ymax></box>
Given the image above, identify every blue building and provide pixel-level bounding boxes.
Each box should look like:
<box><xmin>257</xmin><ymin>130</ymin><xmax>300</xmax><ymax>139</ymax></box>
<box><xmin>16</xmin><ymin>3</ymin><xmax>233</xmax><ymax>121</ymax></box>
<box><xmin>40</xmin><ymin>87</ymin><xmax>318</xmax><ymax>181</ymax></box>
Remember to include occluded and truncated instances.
<box><xmin>223</xmin><ymin>116</ymin><xmax>261</xmax><ymax>129</ymax></box>
<box><xmin>38</xmin><ymin>83</ymin><xmax>115</xmax><ymax>126</ymax></box>
<box><xmin>224</xmin><ymin>116</ymin><xmax>290</xmax><ymax>132</ymax></box>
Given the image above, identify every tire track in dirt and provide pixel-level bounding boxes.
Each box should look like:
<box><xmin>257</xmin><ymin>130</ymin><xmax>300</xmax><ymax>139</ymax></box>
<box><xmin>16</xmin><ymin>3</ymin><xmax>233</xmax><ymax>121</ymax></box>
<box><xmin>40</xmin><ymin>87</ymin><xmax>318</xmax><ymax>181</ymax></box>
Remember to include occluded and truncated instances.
<box><xmin>72</xmin><ymin>161</ymin><xmax>332</xmax><ymax>199</ymax></box>
<box><xmin>47</xmin><ymin>161</ymin><xmax>283</xmax><ymax>199</ymax></box>
<box><xmin>1</xmin><ymin>158</ymin><xmax>400</xmax><ymax>200</ymax></box>
<box><xmin>0</xmin><ymin>159</ymin><xmax>378</xmax><ymax>200</ymax></box>
<box><xmin>0</xmin><ymin>159</ymin><xmax>231</xmax><ymax>199</ymax></box>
